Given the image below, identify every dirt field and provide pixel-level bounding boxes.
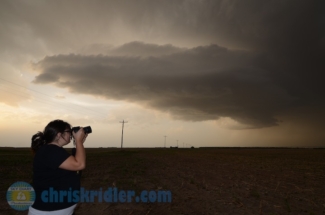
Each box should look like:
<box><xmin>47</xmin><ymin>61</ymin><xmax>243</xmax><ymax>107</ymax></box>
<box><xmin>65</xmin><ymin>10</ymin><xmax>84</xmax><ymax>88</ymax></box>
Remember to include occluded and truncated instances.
<box><xmin>1</xmin><ymin>147</ymin><xmax>325</xmax><ymax>215</ymax></box>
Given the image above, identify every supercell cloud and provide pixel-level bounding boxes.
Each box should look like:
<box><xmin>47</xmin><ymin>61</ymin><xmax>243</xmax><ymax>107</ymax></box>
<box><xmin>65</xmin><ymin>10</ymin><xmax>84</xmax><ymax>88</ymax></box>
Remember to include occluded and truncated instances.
<box><xmin>27</xmin><ymin>0</ymin><xmax>324</xmax><ymax>129</ymax></box>
<box><xmin>33</xmin><ymin>43</ymin><xmax>294</xmax><ymax>128</ymax></box>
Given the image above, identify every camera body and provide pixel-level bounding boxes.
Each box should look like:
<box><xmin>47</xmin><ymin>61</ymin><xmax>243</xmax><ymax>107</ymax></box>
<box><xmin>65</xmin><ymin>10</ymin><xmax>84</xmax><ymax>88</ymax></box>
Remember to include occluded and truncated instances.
<box><xmin>71</xmin><ymin>126</ymin><xmax>92</xmax><ymax>134</ymax></box>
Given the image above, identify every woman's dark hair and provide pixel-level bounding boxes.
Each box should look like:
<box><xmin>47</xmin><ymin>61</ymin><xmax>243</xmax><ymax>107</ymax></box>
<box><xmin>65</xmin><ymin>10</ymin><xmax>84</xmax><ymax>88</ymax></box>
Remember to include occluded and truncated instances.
<box><xmin>31</xmin><ymin>119</ymin><xmax>71</xmax><ymax>153</ymax></box>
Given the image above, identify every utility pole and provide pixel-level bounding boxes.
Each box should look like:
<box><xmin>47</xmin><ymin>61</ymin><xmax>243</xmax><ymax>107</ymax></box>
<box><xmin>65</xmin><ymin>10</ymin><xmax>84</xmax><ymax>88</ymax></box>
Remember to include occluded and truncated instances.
<box><xmin>120</xmin><ymin>120</ymin><xmax>128</xmax><ymax>148</ymax></box>
<box><xmin>164</xmin><ymin>135</ymin><xmax>167</xmax><ymax>148</ymax></box>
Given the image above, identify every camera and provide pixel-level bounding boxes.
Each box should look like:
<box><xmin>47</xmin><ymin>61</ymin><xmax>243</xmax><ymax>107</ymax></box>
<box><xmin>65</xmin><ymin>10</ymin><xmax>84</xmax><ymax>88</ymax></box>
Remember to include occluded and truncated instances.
<box><xmin>71</xmin><ymin>126</ymin><xmax>92</xmax><ymax>134</ymax></box>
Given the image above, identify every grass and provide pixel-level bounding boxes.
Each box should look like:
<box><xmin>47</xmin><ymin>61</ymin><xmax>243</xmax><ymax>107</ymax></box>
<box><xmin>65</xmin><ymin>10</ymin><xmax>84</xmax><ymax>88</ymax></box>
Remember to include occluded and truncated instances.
<box><xmin>250</xmin><ymin>188</ymin><xmax>260</xmax><ymax>200</ymax></box>
<box><xmin>1</xmin><ymin>147</ymin><xmax>325</xmax><ymax>215</ymax></box>
<box><xmin>284</xmin><ymin>197</ymin><xmax>291</xmax><ymax>212</ymax></box>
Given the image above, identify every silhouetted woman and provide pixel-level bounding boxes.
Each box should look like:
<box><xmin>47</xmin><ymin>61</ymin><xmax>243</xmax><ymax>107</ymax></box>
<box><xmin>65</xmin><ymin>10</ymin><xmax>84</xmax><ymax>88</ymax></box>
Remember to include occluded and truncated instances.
<box><xmin>28</xmin><ymin>119</ymin><xmax>87</xmax><ymax>215</ymax></box>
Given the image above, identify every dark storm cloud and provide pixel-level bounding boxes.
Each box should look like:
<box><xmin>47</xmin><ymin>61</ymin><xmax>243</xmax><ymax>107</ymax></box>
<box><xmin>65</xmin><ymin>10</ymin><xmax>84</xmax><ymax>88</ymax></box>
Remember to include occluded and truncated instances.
<box><xmin>24</xmin><ymin>0</ymin><xmax>323</xmax><ymax>128</ymax></box>
<box><xmin>1</xmin><ymin>0</ymin><xmax>319</xmax><ymax>50</ymax></box>
<box><xmin>1</xmin><ymin>1</ymin><xmax>322</xmax><ymax>54</ymax></box>
<box><xmin>33</xmin><ymin>43</ymin><xmax>296</xmax><ymax>128</ymax></box>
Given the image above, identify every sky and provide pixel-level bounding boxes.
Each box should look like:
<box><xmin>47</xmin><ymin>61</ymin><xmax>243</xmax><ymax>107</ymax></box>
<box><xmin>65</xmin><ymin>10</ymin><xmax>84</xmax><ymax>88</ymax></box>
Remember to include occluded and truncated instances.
<box><xmin>0</xmin><ymin>0</ymin><xmax>324</xmax><ymax>148</ymax></box>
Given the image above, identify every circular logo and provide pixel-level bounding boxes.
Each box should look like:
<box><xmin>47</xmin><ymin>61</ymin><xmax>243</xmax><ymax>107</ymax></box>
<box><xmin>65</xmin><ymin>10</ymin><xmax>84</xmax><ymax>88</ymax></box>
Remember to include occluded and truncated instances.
<box><xmin>6</xmin><ymin>181</ymin><xmax>35</xmax><ymax>211</ymax></box>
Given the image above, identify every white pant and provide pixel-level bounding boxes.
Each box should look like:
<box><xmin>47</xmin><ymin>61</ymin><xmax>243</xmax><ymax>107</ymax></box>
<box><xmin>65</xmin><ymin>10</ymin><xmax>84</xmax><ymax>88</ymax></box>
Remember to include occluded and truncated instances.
<box><xmin>28</xmin><ymin>204</ymin><xmax>77</xmax><ymax>215</ymax></box>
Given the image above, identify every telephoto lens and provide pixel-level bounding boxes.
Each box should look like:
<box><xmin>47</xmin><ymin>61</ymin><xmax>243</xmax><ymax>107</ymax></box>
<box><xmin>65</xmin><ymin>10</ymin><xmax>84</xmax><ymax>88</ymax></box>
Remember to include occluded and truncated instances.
<box><xmin>83</xmin><ymin>126</ymin><xmax>92</xmax><ymax>134</ymax></box>
<box><xmin>71</xmin><ymin>126</ymin><xmax>92</xmax><ymax>134</ymax></box>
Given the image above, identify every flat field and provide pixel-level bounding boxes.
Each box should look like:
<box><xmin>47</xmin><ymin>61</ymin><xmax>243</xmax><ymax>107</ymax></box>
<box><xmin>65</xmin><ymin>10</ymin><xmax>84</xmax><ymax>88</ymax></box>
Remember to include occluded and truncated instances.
<box><xmin>1</xmin><ymin>147</ymin><xmax>325</xmax><ymax>215</ymax></box>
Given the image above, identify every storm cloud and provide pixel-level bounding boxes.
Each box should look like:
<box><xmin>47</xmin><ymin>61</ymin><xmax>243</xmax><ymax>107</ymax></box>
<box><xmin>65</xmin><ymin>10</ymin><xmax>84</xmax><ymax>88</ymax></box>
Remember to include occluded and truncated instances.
<box><xmin>2</xmin><ymin>0</ymin><xmax>323</xmax><ymax>129</ymax></box>
<box><xmin>33</xmin><ymin>42</ymin><xmax>299</xmax><ymax>128</ymax></box>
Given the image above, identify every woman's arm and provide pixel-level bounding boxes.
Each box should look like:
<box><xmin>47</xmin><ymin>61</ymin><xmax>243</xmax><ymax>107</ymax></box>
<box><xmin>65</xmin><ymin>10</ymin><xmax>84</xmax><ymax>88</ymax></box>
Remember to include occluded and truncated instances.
<box><xmin>59</xmin><ymin>128</ymin><xmax>87</xmax><ymax>171</ymax></box>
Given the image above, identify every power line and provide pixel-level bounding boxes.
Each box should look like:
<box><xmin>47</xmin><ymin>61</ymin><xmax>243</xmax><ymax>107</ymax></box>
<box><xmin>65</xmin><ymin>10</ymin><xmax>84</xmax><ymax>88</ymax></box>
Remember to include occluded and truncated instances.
<box><xmin>0</xmin><ymin>77</ymin><xmax>107</xmax><ymax>116</ymax></box>
<box><xmin>0</xmin><ymin>78</ymin><xmax>105</xmax><ymax>115</ymax></box>
<box><xmin>0</xmin><ymin>77</ymin><xmax>54</xmax><ymax>97</ymax></box>
<box><xmin>0</xmin><ymin>87</ymin><xmax>103</xmax><ymax>118</ymax></box>
<box><xmin>0</xmin><ymin>77</ymin><xmax>108</xmax><ymax>118</ymax></box>
<box><xmin>0</xmin><ymin>86</ymin><xmax>104</xmax><ymax>118</ymax></box>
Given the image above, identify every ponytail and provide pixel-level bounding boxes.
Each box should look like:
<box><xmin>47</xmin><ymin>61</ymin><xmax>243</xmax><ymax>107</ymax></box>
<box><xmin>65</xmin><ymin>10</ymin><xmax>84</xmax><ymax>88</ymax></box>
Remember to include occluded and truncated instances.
<box><xmin>31</xmin><ymin>131</ymin><xmax>45</xmax><ymax>153</ymax></box>
<box><xmin>31</xmin><ymin>119</ymin><xmax>72</xmax><ymax>153</ymax></box>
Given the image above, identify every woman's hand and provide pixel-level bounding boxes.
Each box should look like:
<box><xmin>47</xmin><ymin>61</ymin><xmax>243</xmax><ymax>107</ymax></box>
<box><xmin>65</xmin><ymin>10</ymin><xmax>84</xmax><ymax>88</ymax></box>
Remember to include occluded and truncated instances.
<box><xmin>73</xmin><ymin>127</ymin><xmax>87</xmax><ymax>144</ymax></box>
